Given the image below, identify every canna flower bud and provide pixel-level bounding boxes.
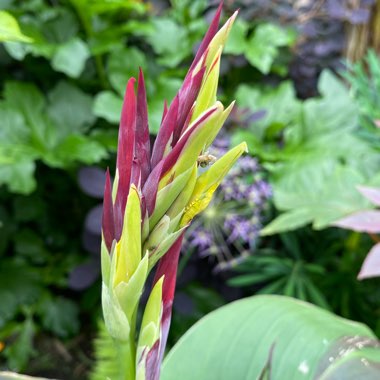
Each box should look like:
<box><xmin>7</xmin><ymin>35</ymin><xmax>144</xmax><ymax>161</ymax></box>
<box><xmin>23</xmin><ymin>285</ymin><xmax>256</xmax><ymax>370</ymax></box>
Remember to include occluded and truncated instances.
<box><xmin>100</xmin><ymin>3</ymin><xmax>245</xmax><ymax>379</ymax></box>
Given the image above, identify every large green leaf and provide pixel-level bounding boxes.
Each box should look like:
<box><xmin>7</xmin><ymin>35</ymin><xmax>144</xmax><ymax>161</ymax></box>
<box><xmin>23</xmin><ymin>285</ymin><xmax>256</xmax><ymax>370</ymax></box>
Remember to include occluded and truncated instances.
<box><xmin>93</xmin><ymin>91</ymin><xmax>123</xmax><ymax>123</ymax></box>
<box><xmin>237</xmin><ymin>71</ymin><xmax>380</xmax><ymax>234</ymax></box>
<box><xmin>262</xmin><ymin>163</ymin><xmax>372</xmax><ymax>235</ymax></box>
<box><xmin>0</xmin><ymin>81</ymin><xmax>105</xmax><ymax>193</ymax></box>
<box><xmin>235</xmin><ymin>80</ymin><xmax>301</xmax><ymax>143</ymax></box>
<box><xmin>3</xmin><ymin>318</ymin><xmax>35</xmax><ymax>372</ymax></box>
<box><xmin>162</xmin><ymin>295</ymin><xmax>380</xmax><ymax>380</ymax></box>
<box><xmin>37</xmin><ymin>297</ymin><xmax>79</xmax><ymax>338</ymax></box>
<box><xmin>223</xmin><ymin>19</ymin><xmax>248</xmax><ymax>55</ymax></box>
<box><xmin>0</xmin><ymin>11</ymin><xmax>32</xmax><ymax>43</ymax></box>
<box><xmin>51</xmin><ymin>37</ymin><xmax>90</xmax><ymax>78</ymax></box>
<box><xmin>0</xmin><ymin>161</ymin><xmax>36</xmax><ymax>194</ymax></box>
<box><xmin>245</xmin><ymin>23</ymin><xmax>296</xmax><ymax>74</ymax></box>
<box><xmin>146</xmin><ymin>18</ymin><xmax>189</xmax><ymax>68</ymax></box>
<box><xmin>107</xmin><ymin>47</ymin><xmax>147</xmax><ymax>96</ymax></box>
<box><xmin>0</xmin><ymin>261</ymin><xmax>42</xmax><ymax>328</ymax></box>
<box><xmin>47</xmin><ymin>81</ymin><xmax>96</xmax><ymax>135</ymax></box>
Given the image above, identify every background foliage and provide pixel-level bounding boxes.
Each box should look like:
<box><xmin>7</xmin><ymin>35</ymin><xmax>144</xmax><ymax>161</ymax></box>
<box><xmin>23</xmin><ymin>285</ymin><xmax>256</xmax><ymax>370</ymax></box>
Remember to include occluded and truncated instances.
<box><xmin>1</xmin><ymin>0</ymin><xmax>380</xmax><ymax>378</ymax></box>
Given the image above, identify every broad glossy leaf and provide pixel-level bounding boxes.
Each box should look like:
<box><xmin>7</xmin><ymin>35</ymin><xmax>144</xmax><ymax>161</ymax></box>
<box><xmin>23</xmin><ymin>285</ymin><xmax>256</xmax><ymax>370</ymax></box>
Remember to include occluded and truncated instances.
<box><xmin>162</xmin><ymin>295</ymin><xmax>380</xmax><ymax>380</ymax></box>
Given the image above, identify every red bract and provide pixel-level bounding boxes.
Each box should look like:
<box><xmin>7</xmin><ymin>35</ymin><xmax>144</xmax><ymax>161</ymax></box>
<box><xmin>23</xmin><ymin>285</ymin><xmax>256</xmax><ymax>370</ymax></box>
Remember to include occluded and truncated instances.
<box><xmin>101</xmin><ymin>2</ymin><xmax>225</xmax><ymax>248</ymax></box>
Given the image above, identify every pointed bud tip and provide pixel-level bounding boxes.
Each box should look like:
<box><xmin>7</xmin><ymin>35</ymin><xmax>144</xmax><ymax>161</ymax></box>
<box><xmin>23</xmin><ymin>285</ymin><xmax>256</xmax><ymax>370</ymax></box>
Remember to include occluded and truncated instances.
<box><xmin>241</xmin><ymin>141</ymin><xmax>248</xmax><ymax>153</ymax></box>
<box><xmin>231</xmin><ymin>9</ymin><xmax>239</xmax><ymax>21</ymax></box>
<box><xmin>127</xmin><ymin>76</ymin><xmax>136</xmax><ymax>86</ymax></box>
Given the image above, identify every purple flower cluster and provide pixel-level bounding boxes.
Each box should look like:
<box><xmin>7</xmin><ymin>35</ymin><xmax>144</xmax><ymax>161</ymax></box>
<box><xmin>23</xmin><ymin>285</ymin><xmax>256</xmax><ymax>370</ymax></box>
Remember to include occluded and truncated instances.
<box><xmin>182</xmin><ymin>135</ymin><xmax>272</xmax><ymax>271</ymax></box>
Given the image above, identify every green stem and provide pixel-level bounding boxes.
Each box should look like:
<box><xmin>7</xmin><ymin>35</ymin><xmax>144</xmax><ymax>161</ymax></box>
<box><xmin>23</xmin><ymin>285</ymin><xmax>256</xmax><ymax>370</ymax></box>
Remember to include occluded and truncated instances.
<box><xmin>111</xmin><ymin>310</ymin><xmax>137</xmax><ymax>380</ymax></box>
<box><xmin>116</xmin><ymin>310</ymin><xmax>138</xmax><ymax>380</ymax></box>
<box><xmin>116</xmin><ymin>338</ymin><xmax>136</xmax><ymax>380</ymax></box>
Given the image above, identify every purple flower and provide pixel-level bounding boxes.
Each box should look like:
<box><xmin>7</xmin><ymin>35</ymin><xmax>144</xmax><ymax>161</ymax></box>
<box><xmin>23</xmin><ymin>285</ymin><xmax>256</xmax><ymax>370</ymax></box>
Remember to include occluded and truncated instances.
<box><xmin>182</xmin><ymin>135</ymin><xmax>272</xmax><ymax>270</ymax></box>
<box><xmin>188</xmin><ymin>226</ymin><xmax>213</xmax><ymax>255</ymax></box>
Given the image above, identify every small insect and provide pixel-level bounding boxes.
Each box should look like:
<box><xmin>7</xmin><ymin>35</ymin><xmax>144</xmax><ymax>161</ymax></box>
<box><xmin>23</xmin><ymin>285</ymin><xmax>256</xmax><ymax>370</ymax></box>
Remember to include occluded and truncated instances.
<box><xmin>197</xmin><ymin>152</ymin><xmax>217</xmax><ymax>167</ymax></box>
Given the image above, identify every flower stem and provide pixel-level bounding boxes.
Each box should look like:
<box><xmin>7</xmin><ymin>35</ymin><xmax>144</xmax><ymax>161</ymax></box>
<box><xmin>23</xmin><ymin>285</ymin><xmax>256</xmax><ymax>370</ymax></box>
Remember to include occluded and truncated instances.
<box><xmin>115</xmin><ymin>310</ymin><xmax>137</xmax><ymax>380</ymax></box>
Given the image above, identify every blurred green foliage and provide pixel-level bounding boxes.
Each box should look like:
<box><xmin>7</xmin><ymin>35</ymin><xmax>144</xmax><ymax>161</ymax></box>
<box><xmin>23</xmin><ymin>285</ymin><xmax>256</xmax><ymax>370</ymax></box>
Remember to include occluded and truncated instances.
<box><xmin>233</xmin><ymin>71</ymin><xmax>380</xmax><ymax>234</ymax></box>
<box><xmin>346</xmin><ymin>49</ymin><xmax>380</xmax><ymax>151</ymax></box>
<box><xmin>225</xmin><ymin>19</ymin><xmax>296</xmax><ymax>75</ymax></box>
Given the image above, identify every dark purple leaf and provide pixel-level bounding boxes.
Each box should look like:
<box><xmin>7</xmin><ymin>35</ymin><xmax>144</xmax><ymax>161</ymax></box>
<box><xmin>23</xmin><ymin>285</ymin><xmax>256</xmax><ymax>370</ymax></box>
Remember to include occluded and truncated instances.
<box><xmin>314</xmin><ymin>41</ymin><xmax>341</xmax><ymax>57</ymax></box>
<box><xmin>349</xmin><ymin>8</ymin><xmax>370</xmax><ymax>24</ymax></box>
<box><xmin>82</xmin><ymin>230</ymin><xmax>101</xmax><ymax>255</ymax></box>
<box><xmin>69</xmin><ymin>259</ymin><xmax>100</xmax><ymax>290</ymax></box>
<box><xmin>327</xmin><ymin>0</ymin><xmax>347</xmax><ymax>19</ymax></box>
<box><xmin>362</xmin><ymin>0</ymin><xmax>375</xmax><ymax>6</ymax></box>
<box><xmin>301</xmin><ymin>21</ymin><xmax>319</xmax><ymax>38</ymax></box>
<box><xmin>85</xmin><ymin>204</ymin><xmax>103</xmax><ymax>235</ymax></box>
<box><xmin>248</xmin><ymin>109</ymin><xmax>267</xmax><ymax>123</ymax></box>
<box><xmin>77</xmin><ymin>166</ymin><xmax>105</xmax><ymax>198</ymax></box>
